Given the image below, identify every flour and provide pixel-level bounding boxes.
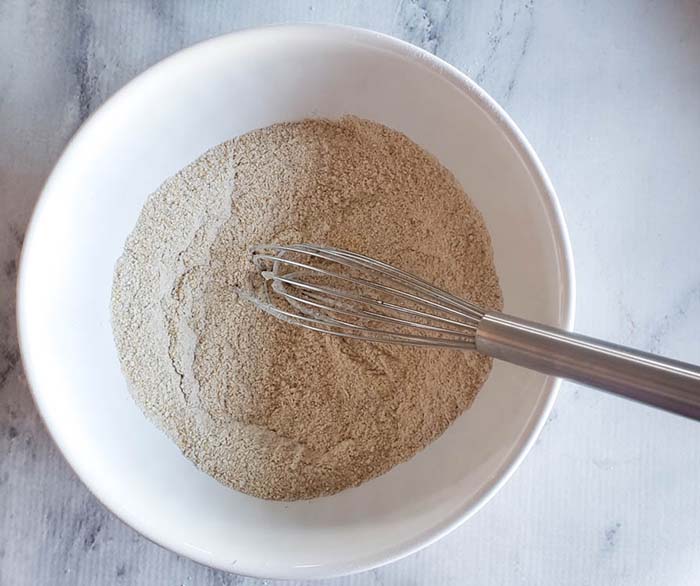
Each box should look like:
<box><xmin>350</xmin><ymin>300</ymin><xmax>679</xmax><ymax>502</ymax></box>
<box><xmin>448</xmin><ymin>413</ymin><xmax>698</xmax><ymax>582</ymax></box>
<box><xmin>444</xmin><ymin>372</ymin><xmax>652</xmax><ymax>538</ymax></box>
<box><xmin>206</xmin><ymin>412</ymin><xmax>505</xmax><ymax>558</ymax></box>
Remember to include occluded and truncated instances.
<box><xmin>111</xmin><ymin>117</ymin><xmax>503</xmax><ymax>500</ymax></box>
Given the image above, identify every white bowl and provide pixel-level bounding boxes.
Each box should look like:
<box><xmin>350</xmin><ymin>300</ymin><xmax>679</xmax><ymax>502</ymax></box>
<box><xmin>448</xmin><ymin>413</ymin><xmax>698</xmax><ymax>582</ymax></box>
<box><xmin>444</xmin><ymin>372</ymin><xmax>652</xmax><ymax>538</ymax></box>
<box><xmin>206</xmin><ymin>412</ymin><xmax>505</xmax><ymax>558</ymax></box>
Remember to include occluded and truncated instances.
<box><xmin>18</xmin><ymin>25</ymin><xmax>574</xmax><ymax>579</ymax></box>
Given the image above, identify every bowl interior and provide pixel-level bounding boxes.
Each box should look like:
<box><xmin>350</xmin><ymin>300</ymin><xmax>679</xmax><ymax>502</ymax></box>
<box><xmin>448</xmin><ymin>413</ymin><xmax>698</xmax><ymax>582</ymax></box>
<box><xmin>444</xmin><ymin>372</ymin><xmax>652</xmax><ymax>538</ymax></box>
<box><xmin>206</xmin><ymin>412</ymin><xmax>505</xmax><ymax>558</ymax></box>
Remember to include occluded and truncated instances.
<box><xmin>18</xmin><ymin>26</ymin><xmax>573</xmax><ymax>579</ymax></box>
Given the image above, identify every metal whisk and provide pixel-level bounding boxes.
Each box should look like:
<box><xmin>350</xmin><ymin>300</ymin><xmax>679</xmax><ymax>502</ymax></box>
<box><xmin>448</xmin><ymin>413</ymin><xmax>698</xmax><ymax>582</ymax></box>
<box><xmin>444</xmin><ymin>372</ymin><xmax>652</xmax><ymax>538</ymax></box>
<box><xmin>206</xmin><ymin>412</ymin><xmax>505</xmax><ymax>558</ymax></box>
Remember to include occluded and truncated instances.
<box><xmin>250</xmin><ymin>243</ymin><xmax>700</xmax><ymax>420</ymax></box>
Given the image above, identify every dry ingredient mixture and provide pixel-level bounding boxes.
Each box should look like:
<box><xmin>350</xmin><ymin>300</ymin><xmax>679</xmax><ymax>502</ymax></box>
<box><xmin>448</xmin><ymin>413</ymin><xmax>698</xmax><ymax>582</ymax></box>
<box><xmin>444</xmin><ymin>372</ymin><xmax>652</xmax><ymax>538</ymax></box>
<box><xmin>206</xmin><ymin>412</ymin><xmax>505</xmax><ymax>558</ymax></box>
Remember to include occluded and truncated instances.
<box><xmin>111</xmin><ymin>117</ymin><xmax>503</xmax><ymax>500</ymax></box>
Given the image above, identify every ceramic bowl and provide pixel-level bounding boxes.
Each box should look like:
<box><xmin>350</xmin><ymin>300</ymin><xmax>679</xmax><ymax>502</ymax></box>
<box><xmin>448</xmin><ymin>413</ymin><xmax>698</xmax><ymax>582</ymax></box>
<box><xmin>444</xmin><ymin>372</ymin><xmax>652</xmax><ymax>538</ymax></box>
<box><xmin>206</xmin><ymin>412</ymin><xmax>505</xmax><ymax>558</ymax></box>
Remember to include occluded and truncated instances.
<box><xmin>17</xmin><ymin>25</ymin><xmax>574</xmax><ymax>579</ymax></box>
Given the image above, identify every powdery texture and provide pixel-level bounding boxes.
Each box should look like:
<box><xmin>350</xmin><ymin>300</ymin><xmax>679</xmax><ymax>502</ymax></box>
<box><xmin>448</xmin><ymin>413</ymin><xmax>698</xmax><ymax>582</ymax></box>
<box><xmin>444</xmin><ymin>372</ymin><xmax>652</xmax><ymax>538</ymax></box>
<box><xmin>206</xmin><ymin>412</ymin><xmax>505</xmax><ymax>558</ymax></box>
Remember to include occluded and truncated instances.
<box><xmin>111</xmin><ymin>117</ymin><xmax>503</xmax><ymax>500</ymax></box>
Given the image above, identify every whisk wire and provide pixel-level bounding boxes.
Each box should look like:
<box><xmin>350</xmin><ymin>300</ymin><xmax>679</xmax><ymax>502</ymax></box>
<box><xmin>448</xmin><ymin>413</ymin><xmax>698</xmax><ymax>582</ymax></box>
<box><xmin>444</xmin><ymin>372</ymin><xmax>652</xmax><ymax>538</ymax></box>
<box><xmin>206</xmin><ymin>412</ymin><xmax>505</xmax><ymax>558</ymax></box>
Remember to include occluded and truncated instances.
<box><xmin>264</xmin><ymin>271</ymin><xmax>477</xmax><ymax>332</ymax></box>
<box><xmin>271</xmin><ymin>280</ymin><xmax>474</xmax><ymax>339</ymax></box>
<box><xmin>250</xmin><ymin>243</ymin><xmax>482</xmax><ymax>349</ymax></box>
<box><xmin>256</xmin><ymin>243</ymin><xmax>485</xmax><ymax>319</ymax></box>
<box><xmin>254</xmin><ymin>252</ymin><xmax>472</xmax><ymax>323</ymax></box>
<box><xmin>252</xmin><ymin>294</ymin><xmax>474</xmax><ymax>348</ymax></box>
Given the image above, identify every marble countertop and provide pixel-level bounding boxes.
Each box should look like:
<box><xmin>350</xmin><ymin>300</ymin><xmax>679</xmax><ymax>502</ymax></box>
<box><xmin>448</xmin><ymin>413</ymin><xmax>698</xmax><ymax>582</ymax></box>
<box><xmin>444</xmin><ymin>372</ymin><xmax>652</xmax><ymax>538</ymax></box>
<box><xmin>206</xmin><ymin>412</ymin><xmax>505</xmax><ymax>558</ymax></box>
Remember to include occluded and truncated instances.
<box><xmin>2</xmin><ymin>1</ymin><xmax>699</xmax><ymax>584</ymax></box>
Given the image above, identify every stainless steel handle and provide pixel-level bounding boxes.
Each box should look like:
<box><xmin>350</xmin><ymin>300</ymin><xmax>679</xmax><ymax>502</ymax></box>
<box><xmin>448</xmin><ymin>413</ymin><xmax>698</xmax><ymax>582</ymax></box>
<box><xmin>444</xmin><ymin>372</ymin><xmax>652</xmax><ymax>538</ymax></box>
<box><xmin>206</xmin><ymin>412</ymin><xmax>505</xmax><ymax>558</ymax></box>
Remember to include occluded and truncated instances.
<box><xmin>475</xmin><ymin>312</ymin><xmax>700</xmax><ymax>420</ymax></box>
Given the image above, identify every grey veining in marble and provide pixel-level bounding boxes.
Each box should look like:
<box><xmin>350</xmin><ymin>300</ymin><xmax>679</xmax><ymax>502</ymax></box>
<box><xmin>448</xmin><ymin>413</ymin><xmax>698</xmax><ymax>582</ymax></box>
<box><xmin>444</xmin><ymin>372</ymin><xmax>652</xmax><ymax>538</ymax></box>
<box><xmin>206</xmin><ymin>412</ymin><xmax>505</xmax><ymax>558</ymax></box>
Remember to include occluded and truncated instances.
<box><xmin>2</xmin><ymin>1</ymin><xmax>700</xmax><ymax>585</ymax></box>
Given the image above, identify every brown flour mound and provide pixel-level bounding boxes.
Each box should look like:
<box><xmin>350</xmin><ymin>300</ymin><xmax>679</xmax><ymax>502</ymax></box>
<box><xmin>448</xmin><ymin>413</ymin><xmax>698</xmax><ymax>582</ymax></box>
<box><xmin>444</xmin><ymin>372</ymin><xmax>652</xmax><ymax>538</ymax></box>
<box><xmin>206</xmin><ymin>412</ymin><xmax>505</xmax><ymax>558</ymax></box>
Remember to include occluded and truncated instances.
<box><xmin>111</xmin><ymin>117</ymin><xmax>503</xmax><ymax>500</ymax></box>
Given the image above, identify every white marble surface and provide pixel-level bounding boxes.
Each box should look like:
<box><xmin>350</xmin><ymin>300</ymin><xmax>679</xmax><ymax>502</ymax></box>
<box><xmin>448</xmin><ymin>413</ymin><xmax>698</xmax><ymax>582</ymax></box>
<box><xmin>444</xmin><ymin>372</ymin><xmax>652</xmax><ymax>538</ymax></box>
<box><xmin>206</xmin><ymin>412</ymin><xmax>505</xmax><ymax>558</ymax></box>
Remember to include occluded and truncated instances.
<box><xmin>2</xmin><ymin>1</ymin><xmax>700</xmax><ymax>584</ymax></box>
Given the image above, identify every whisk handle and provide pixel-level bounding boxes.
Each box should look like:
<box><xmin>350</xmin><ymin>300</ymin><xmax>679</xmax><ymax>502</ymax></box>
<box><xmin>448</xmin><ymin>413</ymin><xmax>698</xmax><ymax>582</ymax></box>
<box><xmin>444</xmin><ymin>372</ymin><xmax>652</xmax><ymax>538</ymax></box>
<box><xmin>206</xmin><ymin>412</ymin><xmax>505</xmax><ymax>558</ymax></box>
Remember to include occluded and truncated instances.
<box><xmin>476</xmin><ymin>312</ymin><xmax>700</xmax><ymax>420</ymax></box>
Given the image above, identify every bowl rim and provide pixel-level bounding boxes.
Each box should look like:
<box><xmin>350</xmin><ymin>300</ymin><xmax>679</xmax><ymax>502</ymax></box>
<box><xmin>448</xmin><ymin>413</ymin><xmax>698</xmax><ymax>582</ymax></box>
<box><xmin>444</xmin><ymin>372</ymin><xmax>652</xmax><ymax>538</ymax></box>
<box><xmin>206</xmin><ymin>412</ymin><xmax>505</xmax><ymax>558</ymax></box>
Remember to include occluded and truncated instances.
<box><xmin>17</xmin><ymin>23</ymin><xmax>576</xmax><ymax>580</ymax></box>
